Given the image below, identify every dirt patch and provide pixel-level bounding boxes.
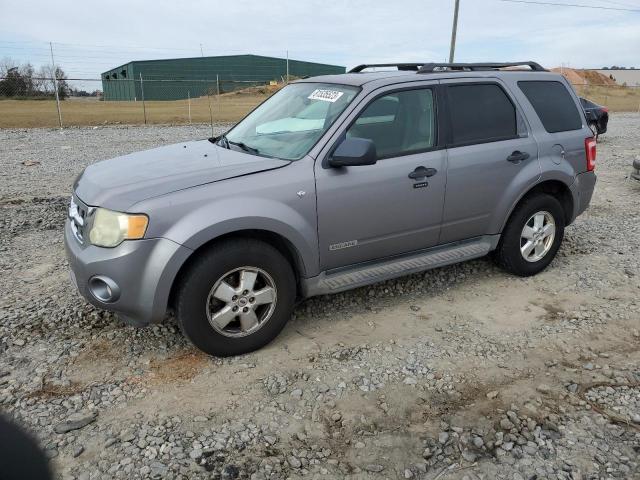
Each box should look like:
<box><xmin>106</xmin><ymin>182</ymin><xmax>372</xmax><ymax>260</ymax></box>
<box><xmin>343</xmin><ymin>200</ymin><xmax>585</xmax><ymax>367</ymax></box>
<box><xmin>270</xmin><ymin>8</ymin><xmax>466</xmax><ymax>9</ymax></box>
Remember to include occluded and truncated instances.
<box><xmin>145</xmin><ymin>350</ymin><xmax>208</xmax><ymax>384</ymax></box>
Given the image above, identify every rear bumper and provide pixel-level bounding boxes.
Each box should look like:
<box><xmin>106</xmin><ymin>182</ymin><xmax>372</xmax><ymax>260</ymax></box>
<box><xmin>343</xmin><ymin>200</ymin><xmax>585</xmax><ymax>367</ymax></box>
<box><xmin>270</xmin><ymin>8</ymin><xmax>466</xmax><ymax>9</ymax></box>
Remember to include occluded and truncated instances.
<box><xmin>570</xmin><ymin>171</ymin><xmax>597</xmax><ymax>221</ymax></box>
<box><xmin>64</xmin><ymin>219</ymin><xmax>192</xmax><ymax>326</ymax></box>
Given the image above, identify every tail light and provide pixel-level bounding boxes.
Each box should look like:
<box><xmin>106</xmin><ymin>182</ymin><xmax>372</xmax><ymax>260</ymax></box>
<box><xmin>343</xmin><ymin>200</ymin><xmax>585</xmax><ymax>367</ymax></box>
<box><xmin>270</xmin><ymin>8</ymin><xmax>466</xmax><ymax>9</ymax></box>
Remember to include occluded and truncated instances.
<box><xmin>585</xmin><ymin>137</ymin><xmax>596</xmax><ymax>171</ymax></box>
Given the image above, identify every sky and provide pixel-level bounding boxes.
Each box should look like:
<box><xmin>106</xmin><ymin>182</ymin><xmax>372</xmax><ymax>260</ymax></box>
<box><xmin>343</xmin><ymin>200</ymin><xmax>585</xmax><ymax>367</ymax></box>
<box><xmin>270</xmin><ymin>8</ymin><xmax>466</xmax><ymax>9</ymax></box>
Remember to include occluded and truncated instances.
<box><xmin>1</xmin><ymin>0</ymin><xmax>639</xmax><ymax>83</ymax></box>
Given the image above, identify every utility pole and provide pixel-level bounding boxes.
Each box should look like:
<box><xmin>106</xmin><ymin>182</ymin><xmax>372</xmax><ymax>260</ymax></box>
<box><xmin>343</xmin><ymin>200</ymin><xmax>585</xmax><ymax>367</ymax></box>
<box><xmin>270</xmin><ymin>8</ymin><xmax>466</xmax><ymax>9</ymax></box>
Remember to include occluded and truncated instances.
<box><xmin>200</xmin><ymin>44</ymin><xmax>204</xmax><ymax>57</ymax></box>
<box><xmin>448</xmin><ymin>0</ymin><xmax>460</xmax><ymax>63</ymax></box>
<box><xmin>49</xmin><ymin>42</ymin><xmax>63</xmax><ymax>128</ymax></box>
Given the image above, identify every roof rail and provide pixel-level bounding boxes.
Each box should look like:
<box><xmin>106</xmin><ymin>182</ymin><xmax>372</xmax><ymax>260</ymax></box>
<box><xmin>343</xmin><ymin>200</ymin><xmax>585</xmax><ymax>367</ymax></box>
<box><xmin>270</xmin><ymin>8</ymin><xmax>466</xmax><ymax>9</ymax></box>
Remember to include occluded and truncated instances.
<box><xmin>418</xmin><ymin>61</ymin><xmax>546</xmax><ymax>73</ymax></box>
<box><xmin>348</xmin><ymin>63</ymin><xmax>424</xmax><ymax>73</ymax></box>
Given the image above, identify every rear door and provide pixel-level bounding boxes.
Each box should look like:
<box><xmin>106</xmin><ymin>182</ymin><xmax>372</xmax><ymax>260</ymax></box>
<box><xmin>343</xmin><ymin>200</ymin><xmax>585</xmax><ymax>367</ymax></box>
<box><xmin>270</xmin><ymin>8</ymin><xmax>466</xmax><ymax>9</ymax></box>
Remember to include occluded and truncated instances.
<box><xmin>439</xmin><ymin>79</ymin><xmax>540</xmax><ymax>243</ymax></box>
<box><xmin>314</xmin><ymin>82</ymin><xmax>447</xmax><ymax>271</ymax></box>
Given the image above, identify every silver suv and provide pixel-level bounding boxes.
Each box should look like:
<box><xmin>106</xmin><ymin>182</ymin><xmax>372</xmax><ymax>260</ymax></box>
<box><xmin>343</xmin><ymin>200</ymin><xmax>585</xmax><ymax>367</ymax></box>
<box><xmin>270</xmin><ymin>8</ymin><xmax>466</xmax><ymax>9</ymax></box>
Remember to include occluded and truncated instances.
<box><xmin>65</xmin><ymin>61</ymin><xmax>597</xmax><ymax>356</ymax></box>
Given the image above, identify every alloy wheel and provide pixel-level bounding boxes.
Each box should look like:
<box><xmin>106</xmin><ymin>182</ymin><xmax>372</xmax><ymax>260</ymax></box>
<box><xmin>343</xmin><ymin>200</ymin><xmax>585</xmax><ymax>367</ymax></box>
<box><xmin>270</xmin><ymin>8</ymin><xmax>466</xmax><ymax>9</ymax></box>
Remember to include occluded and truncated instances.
<box><xmin>206</xmin><ymin>267</ymin><xmax>277</xmax><ymax>338</ymax></box>
<box><xmin>520</xmin><ymin>211</ymin><xmax>556</xmax><ymax>263</ymax></box>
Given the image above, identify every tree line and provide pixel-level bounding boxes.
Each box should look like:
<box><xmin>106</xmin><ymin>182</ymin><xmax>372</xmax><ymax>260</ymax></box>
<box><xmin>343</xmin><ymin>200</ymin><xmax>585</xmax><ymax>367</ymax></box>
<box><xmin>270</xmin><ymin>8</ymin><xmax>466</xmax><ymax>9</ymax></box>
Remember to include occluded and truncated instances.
<box><xmin>0</xmin><ymin>58</ymin><xmax>72</xmax><ymax>99</ymax></box>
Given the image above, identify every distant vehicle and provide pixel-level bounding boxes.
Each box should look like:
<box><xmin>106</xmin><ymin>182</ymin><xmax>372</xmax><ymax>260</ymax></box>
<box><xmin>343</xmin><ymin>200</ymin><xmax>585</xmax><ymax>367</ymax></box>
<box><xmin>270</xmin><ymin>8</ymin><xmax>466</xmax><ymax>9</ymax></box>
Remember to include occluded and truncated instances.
<box><xmin>632</xmin><ymin>157</ymin><xmax>640</xmax><ymax>182</ymax></box>
<box><xmin>580</xmin><ymin>97</ymin><xmax>609</xmax><ymax>139</ymax></box>
<box><xmin>66</xmin><ymin>61</ymin><xmax>597</xmax><ymax>357</ymax></box>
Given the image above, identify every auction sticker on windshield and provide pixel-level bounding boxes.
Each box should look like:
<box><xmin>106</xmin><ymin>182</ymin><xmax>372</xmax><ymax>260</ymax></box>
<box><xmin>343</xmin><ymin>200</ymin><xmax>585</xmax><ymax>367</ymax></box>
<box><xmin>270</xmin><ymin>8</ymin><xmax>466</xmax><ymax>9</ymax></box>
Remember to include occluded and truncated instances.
<box><xmin>308</xmin><ymin>89</ymin><xmax>344</xmax><ymax>103</ymax></box>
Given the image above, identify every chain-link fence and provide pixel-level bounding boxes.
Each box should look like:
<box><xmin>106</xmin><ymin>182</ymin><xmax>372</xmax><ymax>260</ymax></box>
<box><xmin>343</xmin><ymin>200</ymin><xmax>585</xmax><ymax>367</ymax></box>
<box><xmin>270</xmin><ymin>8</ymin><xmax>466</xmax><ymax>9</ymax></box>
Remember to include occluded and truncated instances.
<box><xmin>0</xmin><ymin>76</ymin><xmax>283</xmax><ymax>128</ymax></box>
<box><xmin>1</xmin><ymin>76</ymin><xmax>639</xmax><ymax>129</ymax></box>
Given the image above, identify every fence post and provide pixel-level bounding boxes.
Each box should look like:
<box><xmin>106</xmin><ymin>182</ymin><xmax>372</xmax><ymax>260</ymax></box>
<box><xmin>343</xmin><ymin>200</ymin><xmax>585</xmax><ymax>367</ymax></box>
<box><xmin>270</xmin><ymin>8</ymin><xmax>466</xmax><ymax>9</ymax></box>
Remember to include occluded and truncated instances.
<box><xmin>139</xmin><ymin>73</ymin><xmax>147</xmax><ymax>125</ymax></box>
<box><xmin>187</xmin><ymin>90</ymin><xmax>191</xmax><ymax>124</ymax></box>
<box><xmin>207</xmin><ymin>80</ymin><xmax>214</xmax><ymax>137</ymax></box>
<box><xmin>286</xmin><ymin>50</ymin><xmax>289</xmax><ymax>84</ymax></box>
<box><xmin>49</xmin><ymin>42</ymin><xmax>63</xmax><ymax>129</ymax></box>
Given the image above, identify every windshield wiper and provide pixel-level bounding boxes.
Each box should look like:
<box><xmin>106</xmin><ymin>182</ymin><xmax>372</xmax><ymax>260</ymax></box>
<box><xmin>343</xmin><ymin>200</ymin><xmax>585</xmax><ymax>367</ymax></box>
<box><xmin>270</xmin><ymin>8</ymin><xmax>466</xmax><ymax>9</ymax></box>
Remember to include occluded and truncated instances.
<box><xmin>228</xmin><ymin>140</ymin><xmax>261</xmax><ymax>155</ymax></box>
<box><xmin>213</xmin><ymin>134</ymin><xmax>230</xmax><ymax>149</ymax></box>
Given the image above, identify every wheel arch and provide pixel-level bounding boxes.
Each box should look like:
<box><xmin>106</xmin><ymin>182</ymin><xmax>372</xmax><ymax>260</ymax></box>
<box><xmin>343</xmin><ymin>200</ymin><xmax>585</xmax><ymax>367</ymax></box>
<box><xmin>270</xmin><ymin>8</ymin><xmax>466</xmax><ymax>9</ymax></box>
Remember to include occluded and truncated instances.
<box><xmin>501</xmin><ymin>179</ymin><xmax>574</xmax><ymax>233</ymax></box>
<box><xmin>167</xmin><ymin>229</ymin><xmax>308</xmax><ymax>313</ymax></box>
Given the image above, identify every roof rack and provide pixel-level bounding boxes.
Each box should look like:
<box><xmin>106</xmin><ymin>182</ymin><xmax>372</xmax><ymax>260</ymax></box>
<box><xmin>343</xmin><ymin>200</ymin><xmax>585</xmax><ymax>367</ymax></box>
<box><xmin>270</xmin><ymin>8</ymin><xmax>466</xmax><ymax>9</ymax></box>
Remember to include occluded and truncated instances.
<box><xmin>348</xmin><ymin>63</ymin><xmax>424</xmax><ymax>73</ymax></box>
<box><xmin>418</xmin><ymin>61</ymin><xmax>546</xmax><ymax>73</ymax></box>
<box><xmin>349</xmin><ymin>61</ymin><xmax>547</xmax><ymax>74</ymax></box>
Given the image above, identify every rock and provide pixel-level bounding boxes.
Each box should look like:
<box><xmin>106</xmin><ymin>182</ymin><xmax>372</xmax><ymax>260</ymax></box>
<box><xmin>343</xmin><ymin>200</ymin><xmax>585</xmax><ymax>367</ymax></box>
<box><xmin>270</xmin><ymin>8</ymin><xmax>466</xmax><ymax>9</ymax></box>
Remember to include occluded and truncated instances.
<box><xmin>53</xmin><ymin>412</ymin><xmax>97</xmax><ymax>434</ymax></box>
<box><xmin>500</xmin><ymin>418</ymin><xmax>515</xmax><ymax>430</ymax></box>
<box><xmin>221</xmin><ymin>464</ymin><xmax>240</xmax><ymax>480</ymax></box>
<box><xmin>404</xmin><ymin>468</ymin><xmax>414</xmax><ymax>478</ymax></box>
<box><xmin>486</xmin><ymin>390</ymin><xmax>499</xmax><ymax>399</ymax></box>
<box><xmin>438</xmin><ymin>431</ymin><xmax>449</xmax><ymax>444</ymax></box>
<box><xmin>365</xmin><ymin>464</ymin><xmax>384</xmax><ymax>472</ymax></box>
<box><xmin>473</xmin><ymin>436</ymin><xmax>484</xmax><ymax>448</ymax></box>
<box><xmin>13</xmin><ymin>339</ymin><xmax>25</xmax><ymax>346</ymax></box>
<box><xmin>583</xmin><ymin>363</ymin><xmax>594</xmax><ymax>370</ymax></box>
<box><xmin>288</xmin><ymin>456</ymin><xmax>302</xmax><ymax>468</ymax></box>
<box><xmin>290</xmin><ymin>388</ymin><xmax>303</xmax><ymax>398</ymax></box>
<box><xmin>193</xmin><ymin>415</ymin><xmax>208</xmax><ymax>422</ymax></box>
<box><xmin>104</xmin><ymin>437</ymin><xmax>118</xmax><ymax>448</ymax></box>
<box><xmin>72</xmin><ymin>445</ymin><xmax>84</xmax><ymax>458</ymax></box>
<box><xmin>404</xmin><ymin>377</ymin><xmax>417</xmax><ymax>385</ymax></box>
<box><xmin>355</xmin><ymin>441</ymin><xmax>365</xmax><ymax>449</ymax></box>
<box><xmin>263</xmin><ymin>435</ymin><xmax>277</xmax><ymax>445</ymax></box>
<box><xmin>631</xmin><ymin>413</ymin><xmax>640</xmax><ymax>424</ymax></box>
<box><xmin>462</xmin><ymin>450</ymin><xmax>477</xmax><ymax>462</ymax></box>
<box><xmin>536</xmin><ymin>384</ymin><xmax>552</xmax><ymax>394</ymax></box>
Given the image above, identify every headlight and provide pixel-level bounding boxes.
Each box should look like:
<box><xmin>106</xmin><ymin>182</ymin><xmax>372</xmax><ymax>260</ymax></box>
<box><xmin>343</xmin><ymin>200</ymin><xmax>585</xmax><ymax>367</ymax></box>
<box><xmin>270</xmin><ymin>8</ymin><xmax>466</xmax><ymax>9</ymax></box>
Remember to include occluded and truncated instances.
<box><xmin>88</xmin><ymin>208</ymin><xmax>148</xmax><ymax>248</ymax></box>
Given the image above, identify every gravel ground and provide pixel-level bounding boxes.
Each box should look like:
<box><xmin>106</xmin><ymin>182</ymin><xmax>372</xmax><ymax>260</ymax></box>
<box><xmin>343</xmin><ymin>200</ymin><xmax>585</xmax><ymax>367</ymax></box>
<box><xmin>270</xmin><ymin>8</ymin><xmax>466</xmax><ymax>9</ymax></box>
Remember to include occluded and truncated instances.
<box><xmin>0</xmin><ymin>116</ymin><xmax>639</xmax><ymax>480</ymax></box>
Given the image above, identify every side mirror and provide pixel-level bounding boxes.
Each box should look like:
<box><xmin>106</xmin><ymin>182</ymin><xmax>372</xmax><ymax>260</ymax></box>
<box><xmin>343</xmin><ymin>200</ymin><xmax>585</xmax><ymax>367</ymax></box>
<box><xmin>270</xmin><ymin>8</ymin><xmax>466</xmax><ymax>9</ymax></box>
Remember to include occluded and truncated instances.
<box><xmin>329</xmin><ymin>137</ymin><xmax>377</xmax><ymax>167</ymax></box>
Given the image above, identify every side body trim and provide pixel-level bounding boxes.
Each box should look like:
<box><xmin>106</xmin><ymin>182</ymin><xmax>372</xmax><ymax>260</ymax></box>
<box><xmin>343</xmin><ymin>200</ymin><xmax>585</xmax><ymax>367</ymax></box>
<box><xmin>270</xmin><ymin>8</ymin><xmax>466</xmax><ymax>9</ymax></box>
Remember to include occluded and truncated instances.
<box><xmin>301</xmin><ymin>235</ymin><xmax>499</xmax><ymax>297</ymax></box>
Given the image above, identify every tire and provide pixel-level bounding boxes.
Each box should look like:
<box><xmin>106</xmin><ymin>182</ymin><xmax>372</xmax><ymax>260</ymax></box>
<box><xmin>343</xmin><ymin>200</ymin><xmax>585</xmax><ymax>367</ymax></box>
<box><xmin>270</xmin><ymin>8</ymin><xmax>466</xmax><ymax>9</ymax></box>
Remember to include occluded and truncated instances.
<box><xmin>493</xmin><ymin>193</ymin><xmax>565</xmax><ymax>277</ymax></box>
<box><xmin>175</xmin><ymin>238</ymin><xmax>296</xmax><ymax>356</ymax></box>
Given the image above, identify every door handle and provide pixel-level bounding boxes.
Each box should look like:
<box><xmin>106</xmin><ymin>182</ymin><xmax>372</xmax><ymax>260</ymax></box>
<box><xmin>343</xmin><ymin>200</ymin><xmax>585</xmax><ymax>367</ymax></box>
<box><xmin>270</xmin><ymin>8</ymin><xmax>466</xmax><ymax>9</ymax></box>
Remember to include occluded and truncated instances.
<box><xmin>408</xmin><ymin>166</ymin><xmax>437</xmax><ymax>179</ymax></box>
<box><xmin>506</xmin><ymin>151</ymin><xmax>530</xmax><ymax>163</ymax></box>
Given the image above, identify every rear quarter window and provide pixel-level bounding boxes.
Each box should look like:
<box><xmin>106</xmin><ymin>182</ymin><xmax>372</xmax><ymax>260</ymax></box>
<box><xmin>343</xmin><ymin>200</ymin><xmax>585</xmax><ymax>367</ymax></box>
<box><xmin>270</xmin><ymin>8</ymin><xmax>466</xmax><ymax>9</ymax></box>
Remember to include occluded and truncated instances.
<box><xmin>518</xmin><ymin>81</ymin><xmax>583</xmax><ymax>133</ymax></box>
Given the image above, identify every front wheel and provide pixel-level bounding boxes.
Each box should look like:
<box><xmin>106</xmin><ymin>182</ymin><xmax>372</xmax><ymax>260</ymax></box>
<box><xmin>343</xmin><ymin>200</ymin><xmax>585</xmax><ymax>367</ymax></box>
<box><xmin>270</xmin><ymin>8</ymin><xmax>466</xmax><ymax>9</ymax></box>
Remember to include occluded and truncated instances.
<box><xmin>175</xmin><ymin>238</ymin><xmax>296</xmax><ymax>356</ymax></box>
<box><xmin>493</xmin><ymin>193</ymin><xmax>565</xmax><ymax>277</ymax></box>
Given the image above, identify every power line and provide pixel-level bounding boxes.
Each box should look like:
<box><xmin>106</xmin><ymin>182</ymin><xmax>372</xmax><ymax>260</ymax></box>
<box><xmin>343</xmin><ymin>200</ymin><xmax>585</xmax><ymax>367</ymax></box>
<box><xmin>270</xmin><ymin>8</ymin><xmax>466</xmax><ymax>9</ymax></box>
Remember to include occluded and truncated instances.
<box><xmin>499</xmin><ymin>0</ymin><xmax>640</xmax><ymax>11</ymax></box>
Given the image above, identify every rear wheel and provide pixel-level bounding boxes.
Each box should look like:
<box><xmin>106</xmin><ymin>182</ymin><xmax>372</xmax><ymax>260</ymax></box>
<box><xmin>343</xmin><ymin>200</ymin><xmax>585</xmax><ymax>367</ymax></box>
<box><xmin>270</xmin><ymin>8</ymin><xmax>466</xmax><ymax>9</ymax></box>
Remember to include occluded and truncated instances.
<box><xmin>493</xmin><ymin>193</ymin><xmax>565</xmax><ymax>277</ymax></box>
<box><xmin>175</xmin><ymin>238</ymin><xmax>296</xmax><ymax>356</ymax></box>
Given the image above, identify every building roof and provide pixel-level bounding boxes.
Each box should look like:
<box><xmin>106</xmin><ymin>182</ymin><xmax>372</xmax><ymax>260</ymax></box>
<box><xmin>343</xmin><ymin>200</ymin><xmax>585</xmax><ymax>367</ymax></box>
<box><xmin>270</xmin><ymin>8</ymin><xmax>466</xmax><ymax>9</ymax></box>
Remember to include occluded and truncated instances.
<box><xmin>101</xmin><ymin>53</ymin><xmax>343</xmax><ymax>76</ymax></box>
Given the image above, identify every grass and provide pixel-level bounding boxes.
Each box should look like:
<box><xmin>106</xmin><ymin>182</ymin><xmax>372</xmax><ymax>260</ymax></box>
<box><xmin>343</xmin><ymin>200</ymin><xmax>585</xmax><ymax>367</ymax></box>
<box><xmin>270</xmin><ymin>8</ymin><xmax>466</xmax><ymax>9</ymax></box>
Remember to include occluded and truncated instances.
<box><xmin>573</xmin><ymin>85</ymin><xmax>640</xmax><ymax>112</ymax></box>
<box><xmin>0</xmin><ymin>84</ymin><xmax>638</xmax><ymax>129</ymax></box>
<box><xmin>0</xmin><ymin>92</ymin><xmax>271</xmax><ymax>128</ymax></box>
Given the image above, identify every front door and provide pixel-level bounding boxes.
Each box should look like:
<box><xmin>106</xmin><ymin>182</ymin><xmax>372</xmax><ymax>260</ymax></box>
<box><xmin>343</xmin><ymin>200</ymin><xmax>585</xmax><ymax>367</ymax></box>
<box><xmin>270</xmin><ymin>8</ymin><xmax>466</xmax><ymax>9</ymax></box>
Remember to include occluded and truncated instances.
<box><xmin>314</xmin><ymin>84</ymin><xmax>447</xmax><ymax>271</ymax></box>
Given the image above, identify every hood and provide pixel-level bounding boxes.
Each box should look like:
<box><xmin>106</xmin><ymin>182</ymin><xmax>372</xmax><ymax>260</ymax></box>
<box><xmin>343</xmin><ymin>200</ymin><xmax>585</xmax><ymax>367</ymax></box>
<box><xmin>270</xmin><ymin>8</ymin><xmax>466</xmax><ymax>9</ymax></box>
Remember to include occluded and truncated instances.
<box><xmin>74</xmin><ymin>140</ymin><xmax>290</xmax><ymax>211</ymax></box>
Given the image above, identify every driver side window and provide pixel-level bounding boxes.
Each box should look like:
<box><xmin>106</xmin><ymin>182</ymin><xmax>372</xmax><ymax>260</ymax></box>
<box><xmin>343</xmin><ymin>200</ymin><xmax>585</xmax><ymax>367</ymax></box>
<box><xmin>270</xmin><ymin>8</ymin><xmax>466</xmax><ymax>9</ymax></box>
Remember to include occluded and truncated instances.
<box><xmin>347</xmin><ymin>88</ymin><xmax>435</xmax><ymax>159</ymax></box>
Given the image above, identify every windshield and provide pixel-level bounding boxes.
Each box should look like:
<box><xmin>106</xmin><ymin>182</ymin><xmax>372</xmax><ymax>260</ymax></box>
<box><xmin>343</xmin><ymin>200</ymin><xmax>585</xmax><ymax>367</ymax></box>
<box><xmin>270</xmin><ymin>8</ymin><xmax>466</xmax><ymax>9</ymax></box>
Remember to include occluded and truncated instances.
<box><xmin>222</xmin><ymin>82</ymin><xmax>360</xmax><ymax>160</ymax></box>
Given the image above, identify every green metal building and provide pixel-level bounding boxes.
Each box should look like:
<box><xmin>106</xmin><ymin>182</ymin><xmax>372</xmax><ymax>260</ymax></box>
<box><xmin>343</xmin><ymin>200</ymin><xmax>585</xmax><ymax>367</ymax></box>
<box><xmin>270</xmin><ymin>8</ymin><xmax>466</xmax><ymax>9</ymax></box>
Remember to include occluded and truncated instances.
<box><xmin>101</xmin><ymin>54</ymin><xmax>345</xmax><ymax>101</ymax></box>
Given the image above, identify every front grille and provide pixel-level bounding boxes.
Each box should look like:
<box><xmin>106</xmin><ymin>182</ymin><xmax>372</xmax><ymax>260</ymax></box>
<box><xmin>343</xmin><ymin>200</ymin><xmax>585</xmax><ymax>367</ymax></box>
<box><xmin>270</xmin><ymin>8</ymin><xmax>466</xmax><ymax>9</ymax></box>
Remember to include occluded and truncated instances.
<box><xmin>69</xmin><ymin>196</ymin><xmax>91</xmax><ymax>243</ymax></box>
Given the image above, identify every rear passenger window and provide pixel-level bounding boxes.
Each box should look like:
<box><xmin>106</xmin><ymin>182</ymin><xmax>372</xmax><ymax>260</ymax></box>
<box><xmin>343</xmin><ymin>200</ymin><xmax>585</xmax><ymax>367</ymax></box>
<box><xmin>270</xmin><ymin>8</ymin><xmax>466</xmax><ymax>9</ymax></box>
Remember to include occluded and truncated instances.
<box><xmin>447</xmin><ymin>84</ymin><xmax>517</xmax><ymax>146</ymax></box>
<box><xmin>347</xmin><ymin>88</ymin><xmax>435</xmax><ymax>159</ymax></box>
<box><xmin>518</xmin><ymin>81</ymin><xmax>582</xmax><ymax>133</ymax></box>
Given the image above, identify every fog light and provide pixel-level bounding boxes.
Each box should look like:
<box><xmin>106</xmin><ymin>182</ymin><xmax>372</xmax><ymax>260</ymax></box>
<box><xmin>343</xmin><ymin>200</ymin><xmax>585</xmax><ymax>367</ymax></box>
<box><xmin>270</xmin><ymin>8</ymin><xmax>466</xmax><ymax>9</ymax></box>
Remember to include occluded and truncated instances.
<box><xmin>88</xmin><ymin>275</ymin><xmax>120</xmax><ymax>303</ymax></box>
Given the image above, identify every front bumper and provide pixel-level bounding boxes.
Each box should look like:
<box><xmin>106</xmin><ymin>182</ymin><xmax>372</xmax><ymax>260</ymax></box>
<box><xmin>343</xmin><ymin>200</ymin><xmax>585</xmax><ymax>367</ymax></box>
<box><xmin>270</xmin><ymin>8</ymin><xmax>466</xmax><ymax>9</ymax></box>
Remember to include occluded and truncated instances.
<box><xmin>64</xmin><ymin>219</ymin><xmax>192</xmax><ymax>326</ymax></box>
<box><xmin>570</xmin><ymin>171</ymin><xmax>597</xmax><ymax>221</ymax></box>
